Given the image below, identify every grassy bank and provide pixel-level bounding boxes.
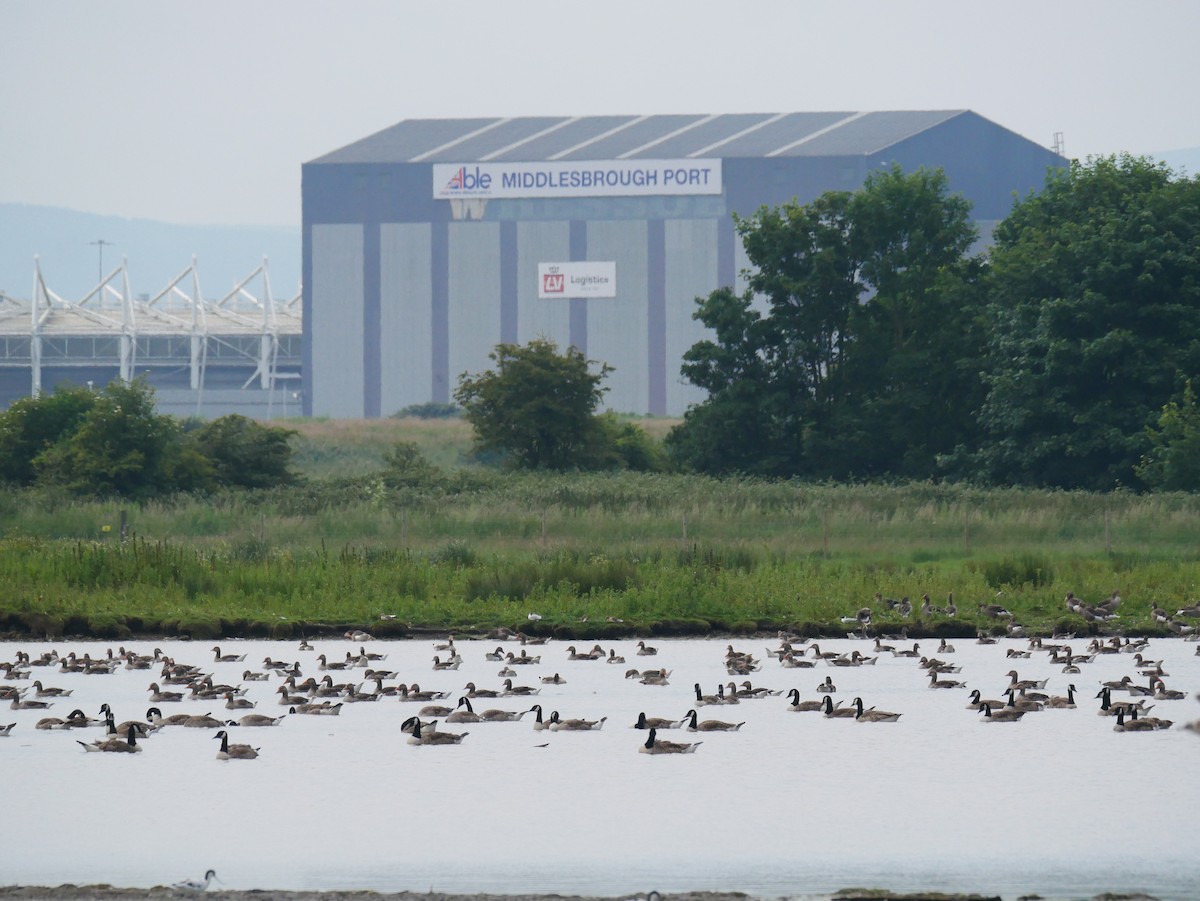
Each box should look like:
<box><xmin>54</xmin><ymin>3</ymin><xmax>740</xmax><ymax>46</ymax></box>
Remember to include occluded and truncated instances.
<box><xmin>1</xmin><ymin>419</ymin><xmax>1199</xmax><ymax>641</ymax></box>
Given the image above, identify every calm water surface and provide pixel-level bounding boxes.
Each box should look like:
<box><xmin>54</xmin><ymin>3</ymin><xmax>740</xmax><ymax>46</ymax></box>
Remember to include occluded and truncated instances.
<box><xmin>3</xmin><ymin>633</ymin><xmax>1198</xmax><ymax>900</ymax></box>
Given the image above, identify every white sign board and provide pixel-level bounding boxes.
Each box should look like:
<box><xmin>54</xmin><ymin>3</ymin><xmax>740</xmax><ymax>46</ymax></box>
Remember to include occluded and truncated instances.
<box><xmin>434</xmin><ymin>159</ymin><xmax>722</xmax><ymax>200</ymax></box>
<box><xmin>538</xmin><ymin>262</ymin><xmax>617</xmax><ymax>299</ymax></box>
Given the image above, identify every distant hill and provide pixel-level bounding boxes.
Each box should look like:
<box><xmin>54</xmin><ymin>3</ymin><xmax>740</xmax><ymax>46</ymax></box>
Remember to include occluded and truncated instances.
<box><xmin>1153</xmin><ymin>146</ymin><xmax>1200</xmax><ymax>177</ymax></box>
<box><xmin>0</xmin><ymin>204</ymin><xmax>299</xmax><ymax>301</ymax></box>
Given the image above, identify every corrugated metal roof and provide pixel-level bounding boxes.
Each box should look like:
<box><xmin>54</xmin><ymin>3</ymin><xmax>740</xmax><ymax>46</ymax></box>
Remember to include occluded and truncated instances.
<box><xmin>309</xmin><ymin>111</ymin><xmax>972</xmax><ymax>164</ymax></box>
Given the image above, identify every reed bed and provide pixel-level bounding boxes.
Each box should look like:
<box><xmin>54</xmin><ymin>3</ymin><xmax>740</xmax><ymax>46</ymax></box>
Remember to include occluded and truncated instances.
<box><xmin>3</xmin><ymin>475</ymin><xmax>1200</xmax><ymax>640</ymax></box>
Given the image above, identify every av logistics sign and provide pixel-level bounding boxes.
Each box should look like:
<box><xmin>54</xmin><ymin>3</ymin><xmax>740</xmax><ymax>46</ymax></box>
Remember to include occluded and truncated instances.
<box><xmin>434</xmin><ymin>159</ymin><xmax>721</xmax><ymax>200</ymax></box>
<box><xmin>538</xmin><ymin>263</ymin><xmax>616</xmax><ymax>299</ymax></box>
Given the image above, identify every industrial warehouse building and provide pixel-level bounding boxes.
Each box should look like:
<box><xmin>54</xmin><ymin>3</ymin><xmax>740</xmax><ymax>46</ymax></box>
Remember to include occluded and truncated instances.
<box><xmin>309</xmin><ymin>111</ymin><xmax>1065</xmax><ymax>418</ymax></box>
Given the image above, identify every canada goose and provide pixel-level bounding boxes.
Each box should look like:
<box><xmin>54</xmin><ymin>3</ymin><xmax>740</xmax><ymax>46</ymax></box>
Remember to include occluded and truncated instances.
<box><xmin>966</xmin><ymin>689</ymin><xmax>1007</xmax><ymax>710</ymax></box>
<box><xmin>1046</xmin><ymin>685</ymin><xmax>1077</xmax><ymax>709</ymax></box>
<box><xmin>821</xmin><ymin>696</ymin><xmax>856</xmax><ymax>718</ymax></box>
<box><xmin>529</xmin><ymin>704</ymin><xmax>551</xmax><ymax>730</ymax></box>
<box><xmin>214</xmin><ymin>729</ymin><xmax>259</xmax><ymax>759</ymax></box>
<box><xmin>693</xmin><ymin>683</ymin><xmax>724</xmax><ymax>706</ymax></box>
<box><xmin>1113</xmin><ymin>707</ymin><xmax>1160</xmax><ymax>732</ymax></box>
<box><xmin>234</xmin><ymin>713</ymin><xmax>285</xmax><ymax>727</ymax></box>
<box><xmin>632</xmin><ymin>711</ymin><xmax>681</xmax><ymax>730</ymax></box>
<box><xmin>501</xmin><ymin>678</ymin><xmax>540</xmax><ymax>696</ymax></box>
<box><xmin>636</xmin><ymin>640</ymin><xmax>658</xmax><ymax>656</ymax></box>
<box><xmin>816</xmin><ymin>676</ymin><xmax>837</xmax><ymax>693</ymax></box>
<box><xmin>548</xmin><ymin>710</ymin><xmax>607</xmax><ymax>731</ymax></box>
<box><xmin>36</xmin><ymin>708</ymin><xmax>97</xmax><ymax>730</ymax></box>
<box><xmin>853</xmin><ymin>697</ymin><xmax>901</xmax><ymax>722</ymax></box>
<box><xmin>407</xmin><ymin>718</ymin><xmax>467</xmax><ymax>745</ymax></box>
<box><xmin>683</xmin><ymin>708</ymin><xmax>742</xmax><ymax>732</ymax></box>
<box><xmin>212</xmin><ymin>646</ymin><xmax>246</xmax><ymax>663</ymax></box>
<box><xmin>639</xmin><ymin>727</ymin><xmax>701</xmax><ymax>754</ymax></box>
<box><xmin>1095</xmin><ymin>687</ymin><xmax>1152</xmax><ymax>717</ymax></box>
<box><xmin>0</xmin><ymin>723</ymin><xmax>13</xmax><ymax>736</ymax></box>
<box><xmin>146</xmin><ymin>706</ymin><xmax>192</xmax><ymax>727</ymax></box>
<box><xmin>785</xmin><ymin>688</ymin><xmax>823</xmax><ymax>712</ymax></box>
<box><xmin>446</xmin><ymin>696</ymin><xmax>483</xmax><ymax>723</ymax></box>
<box><xmin>173</xmin><ymin>870</ymin><xmax>219</xmax><ymax>892</ymax></box>
<box><xmin>1004</xmin><ymin>688</ymin><xmax>1044</xmax><ymax>712</ymax></box>
<box><xmin>979</xmin><ymin>703</ymin><xmax>1025</xmax><ymax>722</ymax></box>
<box><xmin>78</xmin><ymin>722</ymin><xmax>142</xmax><ymax>752</ymax></box>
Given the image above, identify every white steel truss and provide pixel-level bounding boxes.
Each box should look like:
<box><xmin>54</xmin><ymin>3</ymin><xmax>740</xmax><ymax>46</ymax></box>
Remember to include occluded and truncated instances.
<box><xmin>0</xmin><ymin>257</ymin><xmax>301</xmax><ymax>397</ymax></box>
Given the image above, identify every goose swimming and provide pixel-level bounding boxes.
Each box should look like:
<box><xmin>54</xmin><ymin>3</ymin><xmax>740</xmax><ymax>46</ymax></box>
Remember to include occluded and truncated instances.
<box><xmin>78</xmin><ymin>722</ymin><xmax>142</xmax><ymax>752</ymax></box>
<box><xmin>682</xmin><ymin>709</ymin><xmax>743</xmax><ymax>732</ymax></box>
<box><xmin>548</xmin><ymin>710</ymin><xmax>607</xmax><ymax>731</ymax></box>
<box><xmin>852</xmin><ymin>697</ymin><xmax>901</xmax><ymax>722</ymax></box>
<box><xmin>407</xmin><ymin>717</ymin><xmax>468</xmax><ymax>745</ymax></box>
<box><xmin>632</xmin><ymin>711</ymin><xmax>681</xmax><ymax>730</ymax></box>
<box><xmin>214</xmin><ymin>729</ymin><xmax>259</xmax><ymax>759</ymax></box>
<box><xmin>639</xmin><ymin>727</ymin><xmax>700</xmax><ymax>754</ymax></box>
<box><xmin>785</xmin><ymin>688</ymin><xmax>823</xmax><ymax>712</ymax></box>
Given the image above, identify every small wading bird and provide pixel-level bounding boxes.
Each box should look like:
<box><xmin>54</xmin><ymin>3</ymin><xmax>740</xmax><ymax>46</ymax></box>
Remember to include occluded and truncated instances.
<box><xmin>173</xmin><ymin>870</ymin><xmax>219</xmax><ymax>892</ymax></box>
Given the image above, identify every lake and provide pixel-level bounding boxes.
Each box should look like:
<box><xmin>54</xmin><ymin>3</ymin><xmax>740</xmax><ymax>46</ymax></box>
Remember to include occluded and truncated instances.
<box><xmin>3</xmin><ymin>632</ymin><xmax>1198</xmax><ymax>900</ymax></box>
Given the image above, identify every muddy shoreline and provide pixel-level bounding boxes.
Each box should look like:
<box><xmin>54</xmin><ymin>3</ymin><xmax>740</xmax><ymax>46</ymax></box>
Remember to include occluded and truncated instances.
<box><xmin>0</xmin><ymin>886</ymin><xmax>1166</xmax><ymax>901</ymax></box>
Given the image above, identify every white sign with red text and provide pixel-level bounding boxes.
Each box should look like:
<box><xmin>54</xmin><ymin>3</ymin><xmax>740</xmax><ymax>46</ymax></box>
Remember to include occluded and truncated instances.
<box><xmin>538</xmin><ymin>262</ymin><xmax>617</xmax><ymax>299</ymax></box>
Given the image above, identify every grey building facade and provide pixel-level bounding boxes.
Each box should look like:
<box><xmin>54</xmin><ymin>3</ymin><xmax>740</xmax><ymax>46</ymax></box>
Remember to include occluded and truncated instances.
<box><xmin>302</xmin><ymin>111</ymin><xmax>1065</xmax><ymax>418</ymax></box>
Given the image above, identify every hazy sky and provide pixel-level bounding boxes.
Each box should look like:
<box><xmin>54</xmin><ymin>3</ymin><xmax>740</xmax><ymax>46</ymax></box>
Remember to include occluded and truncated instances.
<box><xmin>3</xmin><ymin>0</ymin><xmax>1198</xmax><ymax>228</ymax></box>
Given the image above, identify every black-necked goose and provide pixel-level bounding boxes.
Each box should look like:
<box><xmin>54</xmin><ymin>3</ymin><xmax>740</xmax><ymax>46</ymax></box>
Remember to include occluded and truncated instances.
<box><xmin>785</xmin><ymin>688</ymin><xmax>823</xmax><ymax>712</ymax></box>
<box><xmin>78</xmin><ymin>722</ymin><xmax>142</xmax><ymax>752</ymax></box>
<box><xmin>446</xmin><ymin>696</ymin><xmax>483</xmax><ymax>723</ymax></box>
<box><xmin>966</xmin><ymin>689</ymin><xmax>1007</xmax><ymax>710</ymax></box>
<box><xmin>693</xmin><ymin>683</ymin><xmax>723</xmax><ymax>706</ymax></box>
<box><xmin>821</xmin><ymin>696</ymin><xmax>856</xmax><ymax>718</ymax></box>
<box><xmin>632</xmin><ymin>711</ymin><xmax>681</xmax><ymax>730</ymax></box>
<box><xmin>407</xmin><ymin>718</ymin><xmax>467</xmax><ymax>745</ymax></box>
<box><xmin>529</xmin><ymin>703</ymin><xmax>550</xmax><ymax>730</ymax></box>
<box><xmin>1095</xmin><ymin>687</ymin><xmax>1152</xmax><ymax>717</ymax></box>
<box><xmin>548</xmin><ymin>710</ymin><xmax>606</xmax><ymax>731</ymax></box>
<box><xmin>1004</xmin><ymin>689</ymin><xmax>1044</xmax><ymax>712</ymax></box>
<box><xmin>1113</xmin><ymin>707</ymin><xmax>1163</xmax><ymax>732</ymax></box>
<box><xmin>214</xmin><ymin>729</ymin><xmax>259</xmax><ymax>759</ymax></box>
<box><xmin>979</xmin><ymin>703</ymin><xmax>1025</xmax><ymax>722</ymax></box>
<box><xmin>1046</xmin><ymin>685</ymin><xmax>1077</xmax><ymax>708</ymax></box>
<box><xmin>639</xmin><ymin>727</ymin><xmax>701</xmax><ymax>754</ymax></box>
<box><xmin>682</xmin><ymin>709</ymin><xmax>743</xmax><ymax>732</ymax></box>
<box><xmin>853</xmin><ymin>697</ymin><xmax>901</xmax><ymax>722</ymax></box>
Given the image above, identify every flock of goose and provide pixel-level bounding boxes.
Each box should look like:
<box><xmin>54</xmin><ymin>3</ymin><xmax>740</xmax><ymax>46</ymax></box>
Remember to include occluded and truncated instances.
<box><xmin>3</xmin><ymin>612</ymin><xmax>1199</xmax><ymax>762</ymax></box>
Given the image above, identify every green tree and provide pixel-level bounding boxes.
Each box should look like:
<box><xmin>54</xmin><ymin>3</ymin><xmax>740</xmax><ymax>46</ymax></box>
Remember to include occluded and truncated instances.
<box><xmin>0</xmin><ymin>384</ymin><xmax>96</xmax><ymax>486</ymax></box>
<box><xmin>1135</xmin><ymin>381</ymin><xmax>1200</xmax><ymax>491</ymax></box>
<box><xmin>669</xmin><ymin>165</ymin><xmax>983</xmax><ymax>479</ymax></box>
<box><xmin>455</xmin><ymin>339</ymin><xmax>613</xmax><ymax>470</ymax></box>
<box><xmin>972</xmin><ymin>155</ymin><xmax>1200</xmax><ymax>489</ymax></box>
<box><xmin>191</xmin><ymin>414</ymin><xmax>297</xmax><ymax>489</ymax></box>
<box><xmin>35</xmin><ymin>377</ymin><xmax>184</xmax><ymax>498</ymax></box>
